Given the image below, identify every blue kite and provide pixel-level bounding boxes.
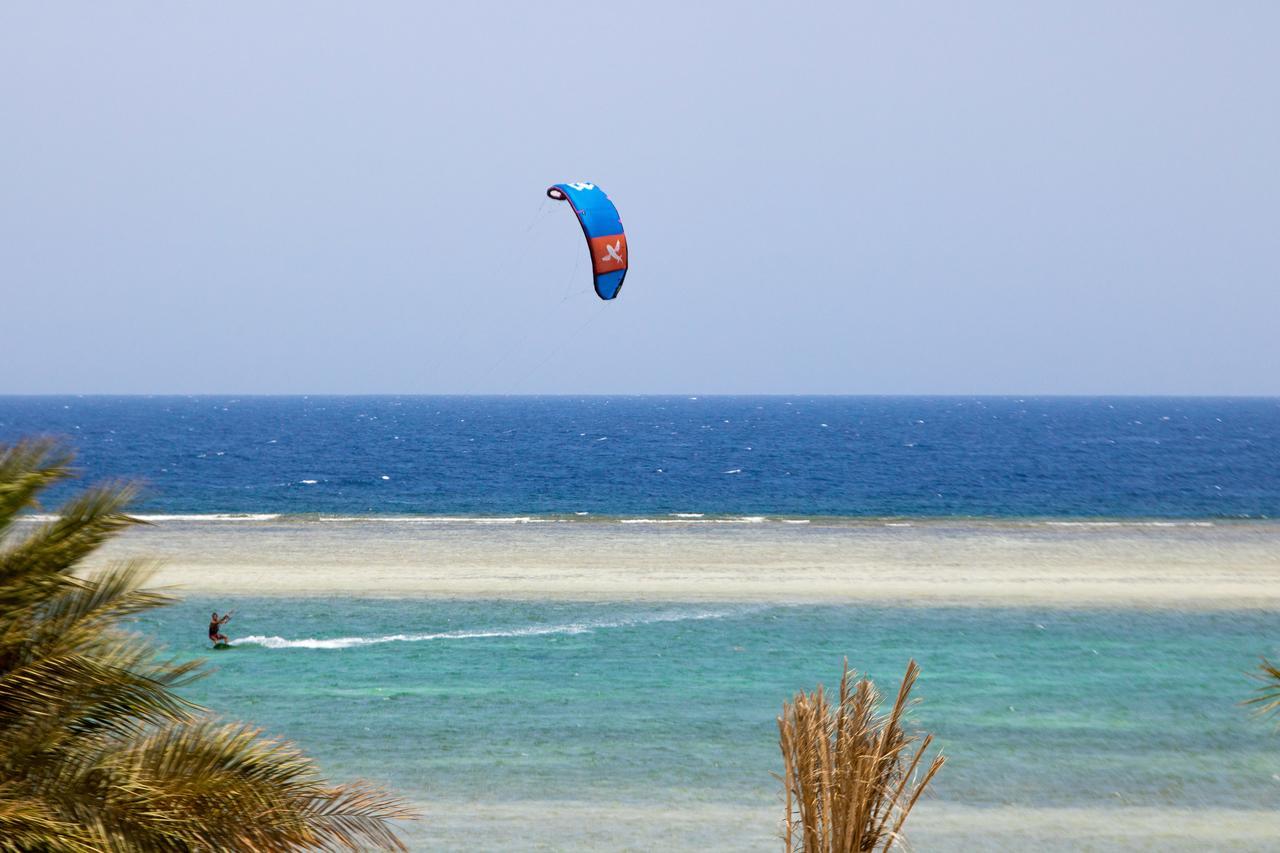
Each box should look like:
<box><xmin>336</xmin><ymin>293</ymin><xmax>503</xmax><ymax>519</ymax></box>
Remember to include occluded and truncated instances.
<box><xmin>547</xmin><ymin>182</ymin><xmax>628</xmax><ymax>300</ymax></box>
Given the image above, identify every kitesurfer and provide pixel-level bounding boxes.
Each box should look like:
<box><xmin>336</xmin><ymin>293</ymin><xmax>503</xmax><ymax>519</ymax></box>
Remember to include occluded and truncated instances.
<box><xmin>208</xmin><ymin>610</ymin><xmax>234</xmax><ymax>646</ymax></box>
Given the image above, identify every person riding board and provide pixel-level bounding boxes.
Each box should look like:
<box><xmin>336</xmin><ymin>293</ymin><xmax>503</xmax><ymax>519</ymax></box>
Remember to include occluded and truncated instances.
<box><xmin>208</xmin><ymin>610</ymin><xmax>234</xmax><ymax>646</ymax></box>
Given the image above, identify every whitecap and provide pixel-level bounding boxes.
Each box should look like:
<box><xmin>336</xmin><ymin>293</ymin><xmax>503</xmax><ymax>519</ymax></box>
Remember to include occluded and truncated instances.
<box><xmin>618</xmin><ymin>516</ymin><xmax>765</xmax><ymax>525</ymax></box>
<box><xmin>133</xmin><ymin>513</ymin><xmax>282</xmax><ymax>522</ymax></box>
<box><xmin>1044</xmin><ymin>521</ymin><xmax>1122</xmax><ymax>527</ymax></box>
<box><xmin>307</xmin><ymin>516</ymin><xmax>549</xmax><ymax>525</ymax></box>
<box><xmin>22</xmin><ymin>513</ymin><xmax>282</xmax><ymax>523</ymax></box>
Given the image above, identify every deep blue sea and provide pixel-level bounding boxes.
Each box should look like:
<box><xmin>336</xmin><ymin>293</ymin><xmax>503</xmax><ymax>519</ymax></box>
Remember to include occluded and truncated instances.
<box><xmin>0</xmin><ymin>396</ymin><xmax>1277</xmax><ymax>518</ymax></box>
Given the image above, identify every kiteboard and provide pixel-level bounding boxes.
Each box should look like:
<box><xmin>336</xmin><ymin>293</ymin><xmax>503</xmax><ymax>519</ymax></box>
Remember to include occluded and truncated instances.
<box><xmin>212</xmin><ymin>643</ymin><xmax>234</xmax><ymax>650</ymax></box>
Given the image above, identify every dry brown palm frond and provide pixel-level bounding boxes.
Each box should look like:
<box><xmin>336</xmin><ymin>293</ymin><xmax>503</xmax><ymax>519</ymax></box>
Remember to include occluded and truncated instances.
<box><xmin>1244</xmin><ymin>657</ymin><xmax>1280</xmax><ymax>722</ymax></box>
<box><xmin>778</xmin><ymin>659</ymin><xmax>944</xmax><ymax>853</ymax></box>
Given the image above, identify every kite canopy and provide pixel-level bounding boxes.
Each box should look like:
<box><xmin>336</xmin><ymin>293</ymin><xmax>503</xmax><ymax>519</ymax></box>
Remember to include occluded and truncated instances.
<box><xmin>547</xmin><ymin>182</ymin><xmax>627</xmax><ymax>300</ymax></box>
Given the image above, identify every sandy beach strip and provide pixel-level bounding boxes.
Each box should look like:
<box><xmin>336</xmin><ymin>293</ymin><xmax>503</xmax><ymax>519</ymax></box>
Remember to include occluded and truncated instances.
<box><xmin>406</xmin><ymin>799</ymin><xmax>1280</xmax><ymax>852</ymax></box>
<box><xmin>77</xmin><ymin>517</ymin><xmax>1280</xmax><ymax>608</ymax></box>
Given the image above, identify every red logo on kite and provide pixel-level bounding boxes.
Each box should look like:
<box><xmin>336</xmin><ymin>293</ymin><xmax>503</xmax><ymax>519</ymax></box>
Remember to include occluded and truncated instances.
<box><xmin>590</xmin><ymin>234</ymin><xmax>627</xmax><ymax>274</ymax></box>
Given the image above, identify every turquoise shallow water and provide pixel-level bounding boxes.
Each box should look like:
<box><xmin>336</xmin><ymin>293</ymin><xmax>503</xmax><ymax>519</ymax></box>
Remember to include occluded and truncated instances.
<box><xmin>141</xmin><ymin>597</ymin><xmax>1280</xmax><ymax>832</ymax></box>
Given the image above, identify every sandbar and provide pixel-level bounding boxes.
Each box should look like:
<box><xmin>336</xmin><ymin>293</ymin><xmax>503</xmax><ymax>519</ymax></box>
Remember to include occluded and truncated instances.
<box><xmin>77</xmin><ymin>517</ymin><xmax>1280</xmax><ymax>608</ymax></box>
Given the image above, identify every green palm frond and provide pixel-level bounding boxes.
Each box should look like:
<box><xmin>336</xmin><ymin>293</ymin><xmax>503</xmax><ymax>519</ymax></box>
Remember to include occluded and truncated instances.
<box><xmin>0</xmin><ymin>440</ymin><xmax>414</xmax><ymax>850</ymax></box>
<box><xmin>97</xmin><ymin>722</ymin><xmax>414</xmax><ymax>851</ymax></box>
<box><xmin>0</xmin><ymin>439</ymin><xmax>74</xmax><ymax>538</ymax></box>
<box><xmin>0</xmin><ymin>646</ymin><xmax>196</xmax><ymax>721</ymax></box>
<box><xmin>0</xmin><ymin>481</ymin><xmax>143</xmax><ymax>583</ymax></box>
<box><xmin>1244</xmin><ymin>657</ymin><xmax>1280</xmax><ymax>721</ymax></box>
<box><xmin>32</xmin><ymin>560</ymin><xmax>177</xmax><ymax>657</ymax></box>
<box><xmin>303</xmin><ymin>783</ymin><xmax>418</xmax><ymax>852</ymax></box>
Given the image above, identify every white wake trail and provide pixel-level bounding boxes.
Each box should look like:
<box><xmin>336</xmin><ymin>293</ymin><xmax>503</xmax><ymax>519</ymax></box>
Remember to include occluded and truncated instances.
<box><xmin>233</xmin><ymin>607</ymin><xmax>749</xmax><ymax>651</ymax></box>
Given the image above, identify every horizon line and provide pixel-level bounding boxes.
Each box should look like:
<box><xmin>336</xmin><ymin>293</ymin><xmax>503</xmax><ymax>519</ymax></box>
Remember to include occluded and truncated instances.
<box><xmin>1</xmin><ymin>393</ymin><xmax>1278</xmax><ymax>400</ymax></box>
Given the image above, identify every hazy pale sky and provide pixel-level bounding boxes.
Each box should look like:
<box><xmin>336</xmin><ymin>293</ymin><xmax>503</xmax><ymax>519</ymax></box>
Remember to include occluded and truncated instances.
<box><xmin>2</xmin><ymin>2</ymin><xmax>1276</xmax><ymax>394</ymax></box>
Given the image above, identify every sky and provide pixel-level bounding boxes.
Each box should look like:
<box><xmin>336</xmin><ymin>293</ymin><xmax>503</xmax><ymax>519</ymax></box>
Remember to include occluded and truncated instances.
<box><xmin>1</xmin><ymin>2</ymin><xmax>1277</xmax><ymax>395</ymax></box>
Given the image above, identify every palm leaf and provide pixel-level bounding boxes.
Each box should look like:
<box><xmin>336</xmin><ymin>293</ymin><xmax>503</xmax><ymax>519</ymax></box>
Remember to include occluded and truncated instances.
<box><xmin>778</xmin><ymin>659</ymin><xmax>944</xmax><ymax>852</ymax></box>
<box><xmin>97</xmin><ymin>721</ymin><xmax>413</xmax><ymax>851</ymax></box>
<box><xmin>30</xmin><ymin>560</ymin><xmax>182</xmax><ymax>664</ymax></box>
<box><xmin>0</xmin><ymin>440</ymin><xmax>415</xmax><ymax>850</ymax></box>
<box><xmin>0</xmin><ymin>439</ymin><xmax>75</xmax><ymax>538</ymax></box>
<box><xmin>0</xmin><ymin>786</ymin><xmax>95</xmax><ymax>852</ymax></box>
<box><xmin>1244</xmin><ymin>657</ymin><xmax>1280</xmax><ymax>721</ymax></box>
<box><xmin>0</xmin><ymin>481</ymin><xmax>144</xmax><ymax>583</ymax></box>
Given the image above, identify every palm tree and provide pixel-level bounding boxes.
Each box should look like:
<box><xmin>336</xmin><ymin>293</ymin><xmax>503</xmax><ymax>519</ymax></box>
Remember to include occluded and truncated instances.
<box><xmin>777</xmin><ymin>659</ymin><xmax>943</xmax><ymax>852</ymax></box>
<box><xmin>0</xmin><ymin>439</ymin><xmax>415</xmax><ymax>851</ymax></box>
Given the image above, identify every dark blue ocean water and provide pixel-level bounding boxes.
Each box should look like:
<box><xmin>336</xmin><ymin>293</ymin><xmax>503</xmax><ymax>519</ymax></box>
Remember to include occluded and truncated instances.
<box><xmin>1</xmin><ymin>396</ymin><xmax>1276</xmax><ymax>518</ymax></box>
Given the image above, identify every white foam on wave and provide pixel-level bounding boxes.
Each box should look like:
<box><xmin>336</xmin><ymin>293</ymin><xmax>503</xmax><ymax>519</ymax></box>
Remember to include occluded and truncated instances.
<box><xmin>135</xmin><ymin>514</ymin><xmax>283</xmax><ymax>522</ymax></box>
<box><xmin>467</xmin><ymin>516</ymin><xmax>547</xmax><ymax>525</ymax></box>
<box><xmin>619</xmin><ymin>516</ymin><xmax>766</xmax><ymax>525</ymax></box>
<box><xmin>233</xmin><ymin>607</ymin><xmax>744</xmax><ymax>651</ymax></box>
<box><xmin>306</xmin><ymin>516</ymin><xmax>554</xmax><ymax>525</ymax></box>
<box><xmin>1041</xmin><ymin>520</ymin><xmax>1215</xmax><ymax>528</ymax></box>
<box><xmin>20</xmin><ymin>513</ymin><xmax>282</xmax><ymax>523</ymax></box>
<box><xmin>1045</xmin><ymin>521</ymin><xmax>1123</xmax><ymax>528</ymax></box>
